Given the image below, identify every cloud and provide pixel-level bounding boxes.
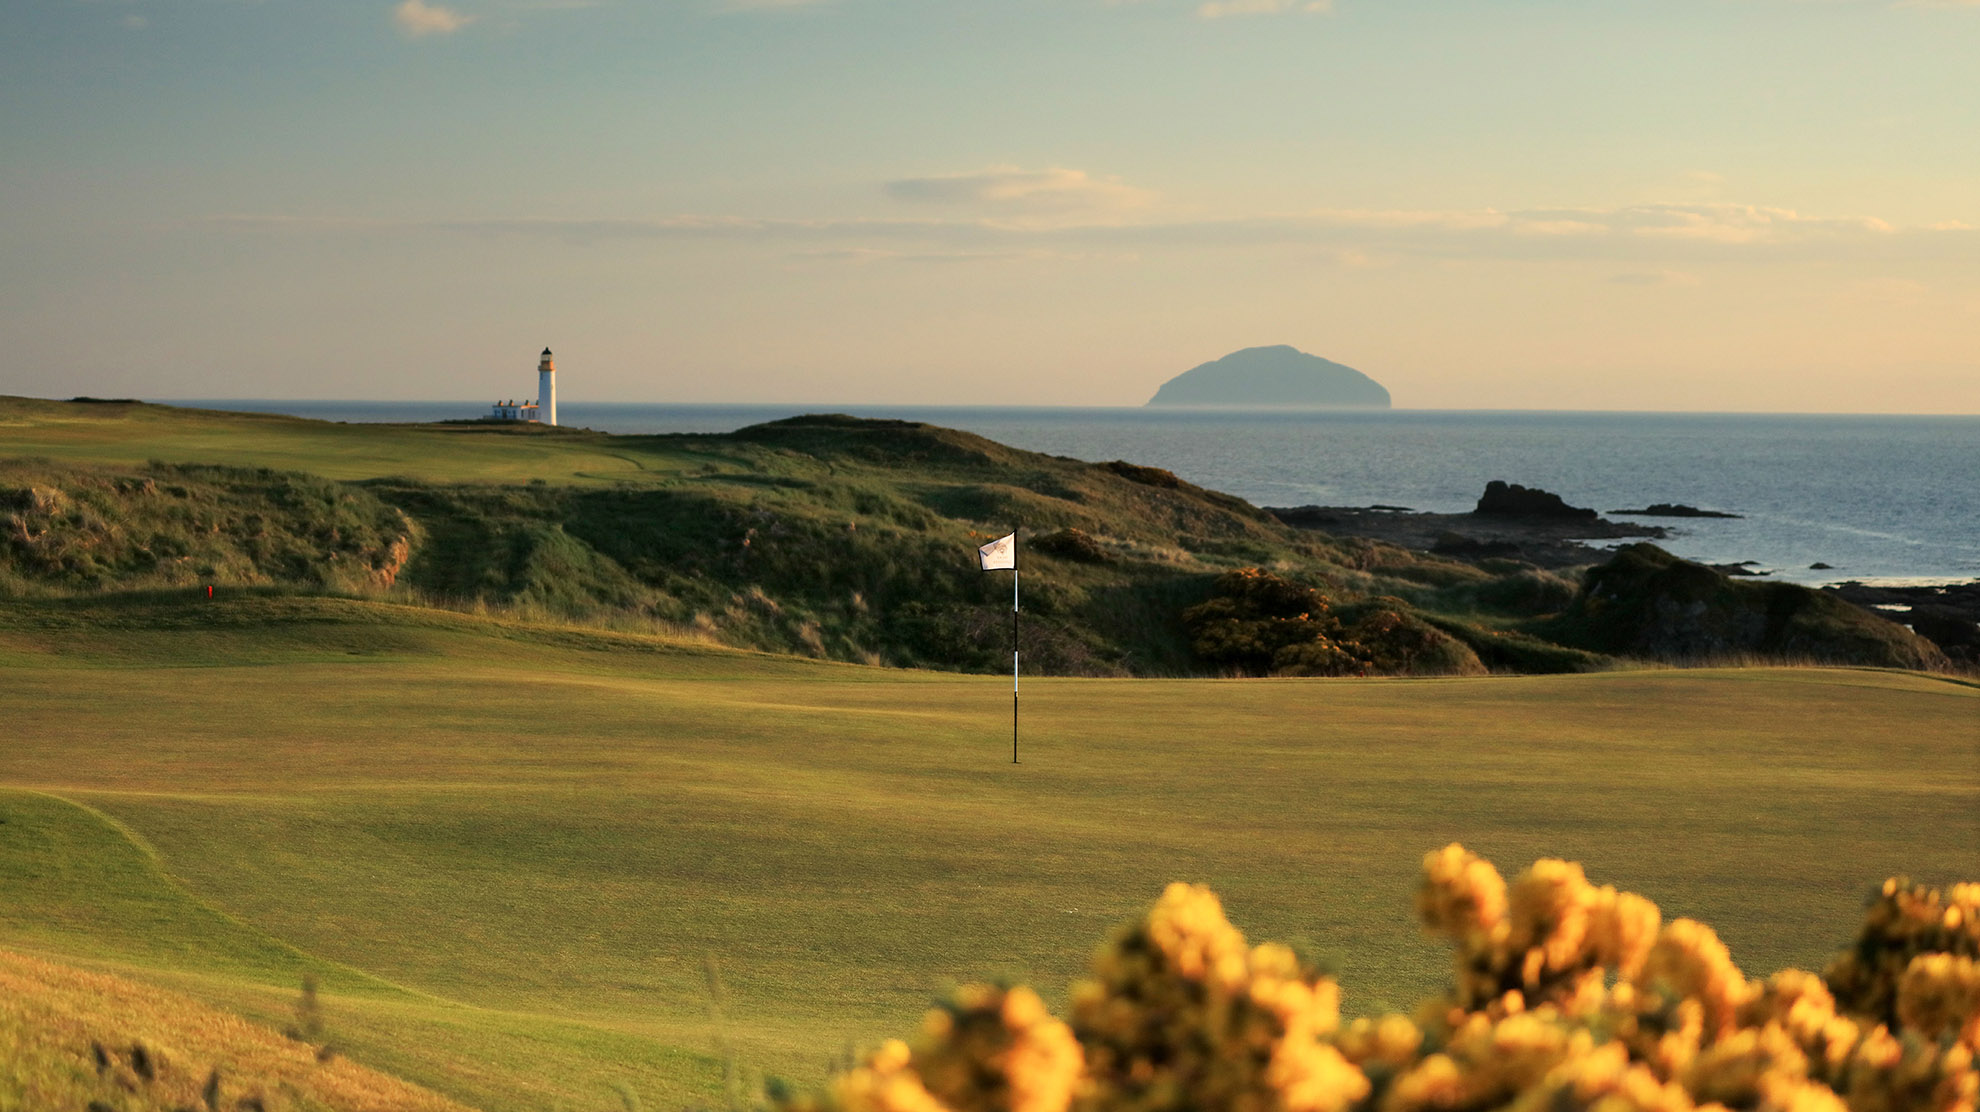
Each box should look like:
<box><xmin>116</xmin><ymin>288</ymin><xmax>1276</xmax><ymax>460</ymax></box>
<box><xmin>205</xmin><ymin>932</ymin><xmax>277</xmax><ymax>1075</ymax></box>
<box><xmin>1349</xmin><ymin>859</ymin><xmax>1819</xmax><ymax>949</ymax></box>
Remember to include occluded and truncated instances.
<box><xmin>1609</xmin><ymin>270</ymin><xmax>1701</xmax><ymax>286</ymax></box>
<box><xmin>1197</xmin><ymin>0</ymin><xmax>1332</xmax><ymax>16</ymax></box>
<box><xmin>393</xmin><ymin>0</ymin><xmax>474</xmax><ymax>37</ymax></box>
<box><xmin>884</xmin><ymin>166</ymin><xmax>1154</xmax><ymax>219</ymax></box>
<box><xmin>792</xmin><ymin>247</ymin><xmax>1108</xmax><ymax>265</ymax></box>
<box><xmin>1511</xmin><ymin>219</ymin><xmax>1609</xmax><ymax>237</ymax></box>
<box><xmin>122</xmin><ymin>13</ymin><xmax>147</xmax><ymax>29</ymax></box>
<box><xmin>205</xmin><ymin>201</ymin><xmax>1978</xmax><ymax>264</ymax></box>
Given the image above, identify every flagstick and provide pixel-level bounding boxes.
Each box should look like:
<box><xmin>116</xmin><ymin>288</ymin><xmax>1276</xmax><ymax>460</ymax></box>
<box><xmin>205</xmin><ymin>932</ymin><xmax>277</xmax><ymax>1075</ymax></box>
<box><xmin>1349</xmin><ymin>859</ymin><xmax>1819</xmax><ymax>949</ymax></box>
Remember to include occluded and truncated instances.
<box><xmin>1012</xmin><ymin>555</ymin><xmax>1020</xmax><ymax>765</ymax></box>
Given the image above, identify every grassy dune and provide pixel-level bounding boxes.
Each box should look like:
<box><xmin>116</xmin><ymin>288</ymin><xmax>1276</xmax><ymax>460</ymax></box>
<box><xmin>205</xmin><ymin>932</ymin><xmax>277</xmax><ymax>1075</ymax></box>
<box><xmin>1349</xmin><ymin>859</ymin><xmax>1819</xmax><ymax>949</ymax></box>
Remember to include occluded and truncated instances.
<box><xmin>1</xmin><ymin>595</ymin><xmax>1974</xmax><ymax>1110</ymax></box>
<box><xmin>4</xmin><ymin>397</ymin><xmax>1947</xmax><ymax>675</ymax></box>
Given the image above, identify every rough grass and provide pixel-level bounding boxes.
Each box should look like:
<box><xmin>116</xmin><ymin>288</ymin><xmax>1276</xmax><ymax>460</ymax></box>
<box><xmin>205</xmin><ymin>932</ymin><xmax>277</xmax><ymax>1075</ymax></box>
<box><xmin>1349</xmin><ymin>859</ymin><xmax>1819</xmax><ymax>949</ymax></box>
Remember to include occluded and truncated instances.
<box><xmin>7</xmin><ymin>398</ymin><xmax>1940</xmax><ymax>676</ymax></box>
<box><xmin>4</xmin><ymin>399</ymin><xmax>1541</xmax><ymax>676</ymax></box>
<box><xmin>0</xmin><ymin>595</ymin><xmax>1974</xmax><ymax>1111</ymax></box>
<box><xmin>0</xmin><ymin>948</ymin><xmax>471</xmax><ymax>1112</ymax></box>
<box><xmin>0</xmin><ymin>459</ymin><xmax>412</xmax><ymax>595</ymax></box>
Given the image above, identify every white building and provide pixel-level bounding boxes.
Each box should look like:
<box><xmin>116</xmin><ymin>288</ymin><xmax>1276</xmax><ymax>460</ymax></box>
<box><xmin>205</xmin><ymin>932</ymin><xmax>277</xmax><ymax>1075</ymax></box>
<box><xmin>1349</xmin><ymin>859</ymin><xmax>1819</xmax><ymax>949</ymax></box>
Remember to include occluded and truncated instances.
<box><xmin>488</xmin><ymin>348</ymin><xmax>559</xmax><ymax>425</ymax></box>
<box><xmin>489</xmin><ymin>398</ymin><xmax>539</xmax><ymax>422</ymax></box>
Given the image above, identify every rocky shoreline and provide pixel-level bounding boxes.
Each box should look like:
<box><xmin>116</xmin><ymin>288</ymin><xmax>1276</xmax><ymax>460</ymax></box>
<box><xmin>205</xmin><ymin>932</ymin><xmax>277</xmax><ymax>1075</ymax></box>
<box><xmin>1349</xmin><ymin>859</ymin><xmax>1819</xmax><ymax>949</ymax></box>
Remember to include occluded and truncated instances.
<box><xmin>1820</xmin><ymin>580</ymin><xmax>1980</xmax><ymax>664</ymax></box>
<box><xmin>1268</xmin><ymin>482</ymin><xmax>1980</xmax><ymax>667</ymax></box>
<box><xmin>1271</xmin><ymin>480</ymin><xmax>1666</xmax><ymax>570</ymax></box>
<box><xmin>1269</xmin><ymin>503</ymin><xmax>1664</xmax><ymax>570</ymax></box>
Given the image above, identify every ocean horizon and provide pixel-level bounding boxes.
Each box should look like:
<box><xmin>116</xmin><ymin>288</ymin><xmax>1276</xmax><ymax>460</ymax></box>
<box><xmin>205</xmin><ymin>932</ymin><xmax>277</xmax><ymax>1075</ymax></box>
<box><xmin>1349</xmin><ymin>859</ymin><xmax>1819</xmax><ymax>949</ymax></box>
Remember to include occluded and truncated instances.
<box><xmin>167</xmin><ymin>399</ymin><xmax>1980</xmax><ymax>589</ymax></box>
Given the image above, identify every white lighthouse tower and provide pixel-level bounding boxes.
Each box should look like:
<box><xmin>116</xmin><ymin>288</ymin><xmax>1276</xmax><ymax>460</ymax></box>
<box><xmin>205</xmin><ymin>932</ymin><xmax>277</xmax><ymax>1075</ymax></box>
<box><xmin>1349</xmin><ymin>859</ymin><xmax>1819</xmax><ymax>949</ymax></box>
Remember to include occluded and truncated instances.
<box><xmin>537</xmin><ymin>347</ymin><xmax>558</xmax><ymax>427</ymax></box>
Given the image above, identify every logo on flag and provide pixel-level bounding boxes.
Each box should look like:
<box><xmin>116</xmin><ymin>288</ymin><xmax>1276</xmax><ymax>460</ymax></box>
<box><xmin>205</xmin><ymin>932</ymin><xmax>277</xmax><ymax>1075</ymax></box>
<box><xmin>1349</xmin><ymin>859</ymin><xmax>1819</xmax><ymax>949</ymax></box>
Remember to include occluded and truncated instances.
<box><xmin>978</xmin><ymin>533</ymin><xmax>1016</xmax><ymax>570</ymax></box>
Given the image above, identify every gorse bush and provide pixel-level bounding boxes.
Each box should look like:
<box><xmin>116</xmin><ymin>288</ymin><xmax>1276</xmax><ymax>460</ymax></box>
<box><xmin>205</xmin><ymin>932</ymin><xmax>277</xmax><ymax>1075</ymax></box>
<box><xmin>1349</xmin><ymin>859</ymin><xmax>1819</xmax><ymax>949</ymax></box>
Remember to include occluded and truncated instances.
<box><xmin>1183</xmin><ymin>568</ymin><xmax>1485</xmax><ymax>677</ymax></box>
<box><xmin>785</xmin><ymin>848</ymin><xmax>1979</xmax><ymax>1112</ymax></box>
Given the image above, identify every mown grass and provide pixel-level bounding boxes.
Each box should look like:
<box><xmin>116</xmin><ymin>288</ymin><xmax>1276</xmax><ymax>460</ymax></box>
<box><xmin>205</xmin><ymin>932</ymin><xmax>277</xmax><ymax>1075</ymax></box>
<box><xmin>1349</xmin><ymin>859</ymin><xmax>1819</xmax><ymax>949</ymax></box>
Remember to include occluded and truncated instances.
<box><xmin>0</xmin><ymin>398</ymin><xmax>712</xmax><ymax>485</ymax></box>
<box><xmin>1</xmin><ymin>595</ymin><xmax>1974</xmax><ymax>1111</ymax></box>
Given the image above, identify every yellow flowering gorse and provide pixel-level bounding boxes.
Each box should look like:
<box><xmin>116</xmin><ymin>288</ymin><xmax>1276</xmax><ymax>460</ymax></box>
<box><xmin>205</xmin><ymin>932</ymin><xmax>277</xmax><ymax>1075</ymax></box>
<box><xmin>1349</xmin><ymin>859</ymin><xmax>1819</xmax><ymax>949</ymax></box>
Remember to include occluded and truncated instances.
<box><xmin>784</xmin><ymin>848</ymin><xmax>1980</xmax><ymax>1112</ymax></box>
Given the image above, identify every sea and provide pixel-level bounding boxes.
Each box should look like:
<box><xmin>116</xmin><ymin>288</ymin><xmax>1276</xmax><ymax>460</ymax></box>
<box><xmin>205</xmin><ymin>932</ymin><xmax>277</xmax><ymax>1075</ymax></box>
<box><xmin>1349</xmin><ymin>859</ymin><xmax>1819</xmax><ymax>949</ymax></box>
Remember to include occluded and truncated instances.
<box><xmin>175</xmin><ymin>401</ymin><xmax>1980</xmax><ymax>588</ymax></box>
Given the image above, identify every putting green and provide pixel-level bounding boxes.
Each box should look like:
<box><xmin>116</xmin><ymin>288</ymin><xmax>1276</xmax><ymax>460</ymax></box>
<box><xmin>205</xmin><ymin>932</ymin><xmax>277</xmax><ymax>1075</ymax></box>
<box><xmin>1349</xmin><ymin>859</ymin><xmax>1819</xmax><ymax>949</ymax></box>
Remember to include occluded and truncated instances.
<box><xmin>1</xmin><ymin>597</ymin><xmax>1974</xmax><ymax>1111</ymax></box>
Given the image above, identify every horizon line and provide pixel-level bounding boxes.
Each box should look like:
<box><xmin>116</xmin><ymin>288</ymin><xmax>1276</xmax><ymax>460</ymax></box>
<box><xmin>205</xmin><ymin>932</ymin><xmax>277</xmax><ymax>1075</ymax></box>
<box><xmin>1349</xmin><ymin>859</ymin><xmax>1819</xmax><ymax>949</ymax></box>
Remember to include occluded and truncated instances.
<box><xmin>133</xmin><ymin>396</ymin><xmax>1980</xmax><ymax>420</ymax></box>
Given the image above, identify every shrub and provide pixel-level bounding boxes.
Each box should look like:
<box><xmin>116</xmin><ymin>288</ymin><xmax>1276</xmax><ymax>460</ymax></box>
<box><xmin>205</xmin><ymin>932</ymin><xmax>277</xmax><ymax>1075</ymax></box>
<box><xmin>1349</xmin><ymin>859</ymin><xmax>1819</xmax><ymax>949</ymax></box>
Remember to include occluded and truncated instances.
<box><xmin>781</xmin><ymin>850</ymin><xmax>1980</xmax><ymax>1112</ymax></box>
<box><xmin>1184</xmin><ymin>570</ymin><xmax>1485</xmax><ymax>677</ymax></box>
<box><xmin>1031</xmin><ymin>529</ymin><xmax>1111</xmax><ymax>565</ymax></box>
<box><xmin>1182</xmin><ymin>567</ymin><xmax>1352</xmax><ymax>676</ymax></box>
<box><xmin>1339</xmin><ymin>608</ymin><xmax>1486</xmax><ymax>677</ymax></box>
<box><xmin>1102</xmin><ymin>461</ymin><xmax>1181</xmax><ymax>490</ymax></box>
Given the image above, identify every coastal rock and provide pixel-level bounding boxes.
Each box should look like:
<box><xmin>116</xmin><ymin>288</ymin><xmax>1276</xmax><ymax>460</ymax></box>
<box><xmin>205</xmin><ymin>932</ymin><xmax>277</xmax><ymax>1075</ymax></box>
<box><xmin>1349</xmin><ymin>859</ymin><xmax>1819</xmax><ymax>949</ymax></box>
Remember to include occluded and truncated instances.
<box><xmin>1269</xmin><ymin>502</ymin><xmax>1662</xmax><ymax>570</ymax></box>
<box><xmin>1823</xmin><ymin>580</ymin><xmax>1980</xmax><ymax>666</ymax></box>
<box><xmin>1431</xmin><ymin>533</ymin><xmax>1522</xmax><ymax>559</ymax></box>
<box><xmin>1610</xmin><ymin>503</ymin><xmax>1743</xmax><ymax>519</ymax></box>
<box><xmin>1146</xmin><ymin>346</ymin><xmax>1391</xmax><ymax>408</ymax></box>
<box><xmin>1549</xmin><ymin>544</ymin><xmax>1948</xmax><ymax>670</ymax></box>
<box><xmin>1473</xmin><ymin>481</ymin><xmax>1598</xmax><ymax>520</ymax></box>
<box><xmin>1910</xmin><ymin>607</ymin><xmax>1980</xmax><ymax>657</ymax></box>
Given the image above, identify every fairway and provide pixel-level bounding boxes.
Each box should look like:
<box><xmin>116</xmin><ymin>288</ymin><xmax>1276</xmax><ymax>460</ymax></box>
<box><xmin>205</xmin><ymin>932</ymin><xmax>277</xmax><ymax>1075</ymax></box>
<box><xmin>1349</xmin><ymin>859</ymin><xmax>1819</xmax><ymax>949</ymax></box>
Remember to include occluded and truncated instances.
<box><xmin>0</xmin><ymin>398</ymin><xmax>717</xmax><ymax>484</ymax></box>
<box><xmin>1</xmin><ymin>598</ymin><xmax>1975</xmax><ymax>1112</ymax></box>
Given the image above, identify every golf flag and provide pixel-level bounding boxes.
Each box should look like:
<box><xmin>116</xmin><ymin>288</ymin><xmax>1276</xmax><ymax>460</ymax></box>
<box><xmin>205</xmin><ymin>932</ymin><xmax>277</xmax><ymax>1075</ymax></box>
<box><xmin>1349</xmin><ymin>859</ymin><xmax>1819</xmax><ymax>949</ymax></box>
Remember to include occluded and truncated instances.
<box><xmin>978</xmin><ymin>531</ymin><xmax>1020</xmax><ymax>764</ymax></box>
<box><xmin>979</xmin><ymin>532</ymin><xmax>1016</xmax><ymax>571</ymax></box>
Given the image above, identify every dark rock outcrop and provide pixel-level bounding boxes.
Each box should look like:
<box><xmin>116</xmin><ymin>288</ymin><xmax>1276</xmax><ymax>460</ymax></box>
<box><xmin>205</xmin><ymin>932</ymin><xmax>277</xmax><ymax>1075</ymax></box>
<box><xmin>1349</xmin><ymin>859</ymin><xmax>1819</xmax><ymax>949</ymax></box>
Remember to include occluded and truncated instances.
<box><xmin>1473</xmin><ymin>481</ymin><xmax>1598</xmax><ymax>520</ymax></box>
<box><xmin>1431</xmin><ymin>533</ymin><xmax>1523</xmax><ymax>559</ymax></box>
<box><xmin>1549</xmin><ymin>544</ymin><xmax>1948</xmax><ymax>670</ymax></box>
<box><xmin>1824</xmin><ymin>580</ymin><xmax>1980</xmax><ymax>666</ymax></box>
<box><xmin>1269</xmin><ymin>502</ymin><xmax>1661</xmax><ymax>570</ymax></box>
<box><xmin>1610</xmin><ymin>503</ymin><xmax>1742</xmax><ymax>519</ymax></box>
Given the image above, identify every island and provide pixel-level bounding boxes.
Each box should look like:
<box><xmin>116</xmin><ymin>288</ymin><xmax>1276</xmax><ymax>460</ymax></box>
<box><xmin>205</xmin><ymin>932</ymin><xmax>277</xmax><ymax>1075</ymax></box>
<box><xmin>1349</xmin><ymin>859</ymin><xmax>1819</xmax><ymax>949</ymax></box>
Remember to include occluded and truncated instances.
<box><xmin>1146</xmin><ymin>345</ymin><xmax>1392</xmax><ymax>408</ymax></box>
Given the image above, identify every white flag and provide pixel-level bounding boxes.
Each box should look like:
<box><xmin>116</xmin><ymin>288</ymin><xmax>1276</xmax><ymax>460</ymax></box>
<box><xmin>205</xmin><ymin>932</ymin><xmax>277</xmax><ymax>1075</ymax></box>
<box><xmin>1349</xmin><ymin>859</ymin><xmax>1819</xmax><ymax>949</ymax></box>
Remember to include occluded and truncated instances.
<box><xmin>978</xmin><ymin>533</ymin><xmax>1016</xmax><ymax>570</ymax></box>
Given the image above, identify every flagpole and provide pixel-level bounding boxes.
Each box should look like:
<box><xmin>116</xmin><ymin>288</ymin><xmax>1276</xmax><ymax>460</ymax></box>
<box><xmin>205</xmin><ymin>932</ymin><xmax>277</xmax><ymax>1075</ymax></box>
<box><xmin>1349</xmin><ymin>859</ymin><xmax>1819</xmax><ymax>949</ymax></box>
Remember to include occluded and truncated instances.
<box><xmin>976</xmin><ymin>530</ymin><xmax>1020</xmax><ymax>766</ymax></box>
<box><xmin>1012</xmin><ymin>549</ymin><xmax>1020</xmax><ymax>765</ymax></box>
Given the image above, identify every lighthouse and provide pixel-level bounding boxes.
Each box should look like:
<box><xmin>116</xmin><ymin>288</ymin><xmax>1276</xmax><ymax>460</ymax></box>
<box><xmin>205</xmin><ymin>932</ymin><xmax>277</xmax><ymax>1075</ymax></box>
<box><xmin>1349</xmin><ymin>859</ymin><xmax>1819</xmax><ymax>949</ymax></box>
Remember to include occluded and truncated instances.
<box><xmin>538</xmin><ymin>348</ymin><xmax>558</xmax><ymax>427</ymax></box>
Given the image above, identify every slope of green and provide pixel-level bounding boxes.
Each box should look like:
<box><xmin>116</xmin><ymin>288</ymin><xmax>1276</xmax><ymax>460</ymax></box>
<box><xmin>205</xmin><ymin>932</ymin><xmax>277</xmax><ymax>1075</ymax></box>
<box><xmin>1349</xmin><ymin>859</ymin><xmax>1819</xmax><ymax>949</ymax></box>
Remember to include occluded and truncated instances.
<box><xmin>1</xmin><ymin>596</ymin><xmax>1974</xmax><ymax>1110</ymax></box>
<box><xmin>0</xmin><ymin>789</ymin><xmax>394</xmax><ymax>995</ymax></box>
<box><xmin>0</xmin><ymin>778</ymin><xmax>728</xmax><ymax>1112</ymax></box>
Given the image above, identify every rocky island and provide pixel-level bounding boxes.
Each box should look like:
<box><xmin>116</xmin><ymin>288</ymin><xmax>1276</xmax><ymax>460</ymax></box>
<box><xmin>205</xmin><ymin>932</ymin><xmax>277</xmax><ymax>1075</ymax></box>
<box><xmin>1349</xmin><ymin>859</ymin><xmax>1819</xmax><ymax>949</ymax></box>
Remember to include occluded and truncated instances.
<box><xmin>1146</xmin><ymin>345</ymin><xmax>1391</xmax><ymax>408</ymax></box>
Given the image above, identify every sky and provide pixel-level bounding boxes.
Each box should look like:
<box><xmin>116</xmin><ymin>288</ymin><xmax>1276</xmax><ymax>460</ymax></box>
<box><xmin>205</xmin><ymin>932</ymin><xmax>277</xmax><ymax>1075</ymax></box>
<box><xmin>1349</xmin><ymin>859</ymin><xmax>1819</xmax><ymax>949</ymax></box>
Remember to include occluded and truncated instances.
<box><xmin>2</xmin><ymin>0</ymin><xmax>1977</xmax><ymax>412</ymax></box>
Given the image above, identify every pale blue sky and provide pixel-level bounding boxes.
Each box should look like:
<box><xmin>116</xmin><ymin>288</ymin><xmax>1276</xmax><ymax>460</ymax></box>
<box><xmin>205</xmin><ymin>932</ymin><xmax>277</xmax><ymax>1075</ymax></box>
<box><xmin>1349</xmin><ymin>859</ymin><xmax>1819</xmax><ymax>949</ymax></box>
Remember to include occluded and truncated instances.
<box><xmin>3</xmin><ymin>0</ymin><xmax>1976</xmax><ymax>410</ymax></box>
